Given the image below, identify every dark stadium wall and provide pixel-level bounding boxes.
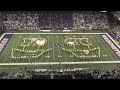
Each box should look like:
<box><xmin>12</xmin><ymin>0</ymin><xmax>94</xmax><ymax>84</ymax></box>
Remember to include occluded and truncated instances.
<box><xmin>107</xmin><ymin>12</ymin><xmax>120</xmax><ymax>32</ymax></box>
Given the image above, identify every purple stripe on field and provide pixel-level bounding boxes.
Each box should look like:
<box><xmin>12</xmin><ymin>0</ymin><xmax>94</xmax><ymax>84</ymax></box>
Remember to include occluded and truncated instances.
<box><xmin>0</xmin><ymin>34</ymin><xmax>13</xmax><ymax>55</ymax></box>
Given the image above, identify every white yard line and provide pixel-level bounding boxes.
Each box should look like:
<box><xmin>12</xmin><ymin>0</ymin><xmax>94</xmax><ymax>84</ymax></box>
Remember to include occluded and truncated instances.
<box><xmin>0</xmin><ymin>33</ymin><xmax>5</xmax><ymax>41</ymax></box>
<box><xmin>5</xmin><ymin>33</ymin><xmax>108</xmax><ymax>35</ymax></box>
<box><xmin>56</xmin><ymin>34</ymin><xmax>61</xmax><ymax>62</ymax></box>
<box><xmin>34</xmin><ymin>34</ymin><xmax>38</xmax><ymax>63</ymax></box>
<box><xmin>106</xmin><ymin>33</ymin><xmax>120</xmax><ymax>49</ymax></box>
<box><xmin>69</xmin><ymin>34</ymin><xmax>74</xmax><ymax>62</ymax></box>
<box><xmin>93</xmin><ymin>34</ymin><xmax>109</xmax><ymax>61</ymax></box>
<box><xmin>47</xmin><ymin>34</ymin><xmax>50</xmax><ymax>63</ymax></box>
<box><xmin>52</xmin><ymin>34</ymin><xmax>55</xmax><ymax>62</ymax></box>
<box><xmin>12</xmin><ymin>34</ymin><xmax>23</xmax><ymax>63</ymax></box>
<box><xmin>61</xmin><ymin>34</ymin><xmax>67</xmax><ymax>62</ymax></box>
<box><xmin>0</xmin><ymin>61</ymin><xmax>120</xmax><ymax>65</ymax></box>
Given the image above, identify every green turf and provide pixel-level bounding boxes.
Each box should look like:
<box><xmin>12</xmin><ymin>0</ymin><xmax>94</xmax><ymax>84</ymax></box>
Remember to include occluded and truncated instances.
<box><xmin>0</xmin><ymin>33</ymin><xmax>119</xmax><ymax>63</ymax></box>
<box><xmin>0</xmin><ymin>33</ymin><xmax>119</xmax><ymax>73</ymax></box>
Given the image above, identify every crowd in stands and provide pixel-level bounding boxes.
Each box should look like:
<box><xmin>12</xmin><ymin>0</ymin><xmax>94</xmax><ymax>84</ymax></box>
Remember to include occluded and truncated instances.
<box><xmin>112</xmin><ymin>25</ymin><xmax>120</xmax><ymax>33</ymax></box>
<box><xmin>0</xmin><ymin>69</ymin><xmax>120</xmax><ymax>79</ymax></box>
<box><xmin>73</xmin><ymin>11</ymin><xmax>109</xmax><ymax>30</ymax></box>
<box><xmin>0</xmin><ymin>11</ymin><xmax>73</xmax><ymax>30</ymax></box>
<box><xmin>0</xmin><ymin>11</ymin><xmax>112</xmax><ymax>31</ymax></box>
<box><xmin>113</xmin><ymin>11</ymin><xmax>120</xmax><ymax>20</ymax></box>
<box><xmin>109</xmin><ymin>21</ymin><xmax>120</xmax><ymax>39</ymax></box>
<box><xmin>0</xmin><ymin>72</ymin><xmax>32</xmax><ymax>79</ymax></box>
<box><xmin>3</xmin><ymin>12</ymin><xmax>39</xmax><ymax>30</ymax></box>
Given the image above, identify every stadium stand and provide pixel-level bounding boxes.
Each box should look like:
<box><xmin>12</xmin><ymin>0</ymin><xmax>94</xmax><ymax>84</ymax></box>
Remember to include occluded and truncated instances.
<box><xmin>0</xmin><ymin>11</ymin><xmax>120</xmax><ymax>79</ymax></box>
<box><xmin>0</xmin><ymin>11</ymin><xmax>111</xmax><ymax>31</ymax></box>
<box><xmin>0</xmin><ymin>69</ymin><xmax>120</xmax><ymax>79</ymax></box>
<box><xmin>73</xmin><ymin>11</ymin><xmax>109</xmax><ymax>30</ymax></box>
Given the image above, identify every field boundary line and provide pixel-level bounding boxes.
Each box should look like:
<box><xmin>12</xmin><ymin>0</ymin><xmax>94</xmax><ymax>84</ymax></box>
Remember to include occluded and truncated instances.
<box><xmin>106</xmin><ymin>33</ymin><xmax>120</xmax><ymax>49</ymax></box>
<box><xmin>95</xmin><ymin>34</ymin><xmax>113</xmax><ymax>60</ymax></box>
<box><xmin>5</xmin><ymin>33</ymin><xmax>108</xmax><ymax>35</ymax></box>
<box><xmin>0</xmin><ymin>33</ymin><xmax>5</xmax><ymax>41</ymax></box>
<box><xmin>0</xmin><ymin>61</ymin><xmax>120</xmax><ymax>65</ymax></box>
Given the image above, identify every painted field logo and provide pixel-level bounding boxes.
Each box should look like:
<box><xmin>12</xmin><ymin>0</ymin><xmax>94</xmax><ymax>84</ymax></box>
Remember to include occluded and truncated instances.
<box><xmin>53</xmin><ymin>42</ymin><xmax>64</xmax><ymax>48</ymax></box>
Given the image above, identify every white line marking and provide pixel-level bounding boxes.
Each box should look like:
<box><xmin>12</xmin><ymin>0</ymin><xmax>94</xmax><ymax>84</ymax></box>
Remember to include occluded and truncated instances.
<box><xmin>52</xmin><ymin>34</ymin><xmax>55</xmax><ymax>62</ymax></box>
<box><xmin>0</xmin><ymin>61</ymin><xmax>120</xmax><ymax>65</ymax></box>
<box><xmin>94</xmin><ymin>34</ymin><xmax>111</xmax><ymax>60</ymax></box>
<box><xmin>5</xmin><ymin>33</ymin><xmax>108</xmax><ymax>35</ymax></box>
<box><xmin>0</xmin><ymin>33</ymin><xmax>5</xmax><ymax>41</ymax></box>
<box><xmin>61</xmin><ymin>34</ymin><xmax>67</xmax><ymax>62</ymax></box>
<box><xmin>106</xmin><ymin>33</ymin><xmax>120</xmax><ymax>49</ymax></box>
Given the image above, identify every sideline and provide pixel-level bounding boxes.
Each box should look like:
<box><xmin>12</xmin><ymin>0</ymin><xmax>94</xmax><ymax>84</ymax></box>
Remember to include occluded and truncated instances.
<box><xmin>5</xmin><ymin>33</ymin><xmax>108</xmax><ymax>34</ymax></box>
<box><xmin>0</xmin><ymin>61</ymin><xmax>120</xmax><ymax>65</ymax></box>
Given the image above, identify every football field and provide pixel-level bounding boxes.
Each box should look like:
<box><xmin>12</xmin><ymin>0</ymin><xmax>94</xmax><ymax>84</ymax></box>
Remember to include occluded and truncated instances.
<box><xmin>0</xmin><ymin>33</ymin><xmax>120</xmax><ymax>72</ymax></box>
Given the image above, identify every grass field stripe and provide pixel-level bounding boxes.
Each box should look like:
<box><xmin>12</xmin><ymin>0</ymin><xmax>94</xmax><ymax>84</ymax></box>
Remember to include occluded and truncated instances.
<box><xmin>3</xmin><ymin>34</ymin><xmax>19</xmax><ymax>63</ymax></box>
<box><xmin>22</xmin><ymin>34</ymin><xmax>30</xmax><ymax>63</ymax></box>
<box><xmin>32</xmin><ymin>34</ymin><xmax>37</xmax><ymax>63</ymax></box>
<box><xmin>76</xmin><ymin>34</ymin><xmax>85</xmax><ymax>62</ymax></box>
<box><xmin>77</xmin><ymin>36</ymin><xmax>85</xmax><ymax>61</ymax></box>
<box><xmin>69</xmin><ymin>34</ymin><xmax>74</xmax><ymax>62</ymax></box>
<box><xmin>47</xmin><ymin>34</ymin><xmax>50</xmax><ymax>63</ymax></box>
<box><xmin>96</xmin><ymin>34</ymin><xmax>115</xmax><ymax>61</ymax></box>
<box><xmin>52</xmin><ymin>34</ymin><xmax>55</xmax><ymax>62</ymax></box>
<box><xmin>20</xmin><ymin>34</ymin><xmax>28</xmax><ymax>63</ymax></box>
<box><xmin>92</xmin><ymin>34</ymin><xmax>108</xmax><ymax>61</ymax></box>
<box><xmin>90</xmin><ymin>63</ymin><xmax>95</xmax><ymax>70</ymax></box>
<box><xmin>14</xmin><ymin>34</ymin><xmax>22</xmax><ymax>63</ymax></box>
<box><xmin>94</xmin><ymin>34</ymin><xmax>110</xmax><ymax>61</ymax></box>
<box><xmin>83</xmin><ymin>34</ymin><xmax>94</xmax><ymax>61</ymax></box>
<box><xmin>56</xmin><ymin>34</ymin><xmax>61</xmax><ymax>62</ymax></box>
<box><xmin>97</xmin><ymin>34</ymin><xmax>115</xmax><ymax>61</ymax></box>
<box><xmin>28</xmin><ymin>34</ymin><xmax>35</xmax><ymax>63</ymax></box>
<box><xmin>85</xmin><ymin>34</ymin><xmax>97</xmax><ymax>69</ymax></box>
<box><xmin>40</xmin><ymin>34</ymin><xmax>45</xmax><ymax>63</ymax></box>
<box><xmin>10</xmin><ymin>34</ymin><xmax>23</xmax><ymax>63</ymax></box>
<box><xmin>61</xmin><ymin>34</ymin><xmax>67</xmax><ymax>62</ymax></box>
